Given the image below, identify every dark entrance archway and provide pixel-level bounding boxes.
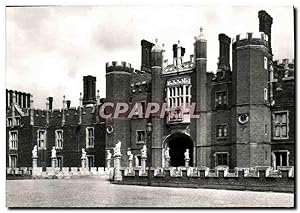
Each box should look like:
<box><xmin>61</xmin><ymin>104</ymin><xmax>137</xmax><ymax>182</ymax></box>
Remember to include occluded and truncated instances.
<box><xmin>165</xmin><ymin>133</ymin><xmax>193</xmax><ymax>167</ymax></box>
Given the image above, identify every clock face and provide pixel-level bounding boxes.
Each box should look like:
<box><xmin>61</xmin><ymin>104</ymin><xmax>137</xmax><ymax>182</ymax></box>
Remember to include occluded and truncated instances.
<box><xmin>106</xmin><ymin>125</ymin><xmax>114</xmax><ymax>134</ymax></box>
<box><xmin>238</xmin><ymin>114</ymin><xmax>249</xmax><ymax>124</ymax></box>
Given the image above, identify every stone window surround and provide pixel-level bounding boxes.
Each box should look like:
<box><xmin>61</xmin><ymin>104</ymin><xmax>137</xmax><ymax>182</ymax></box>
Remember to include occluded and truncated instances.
<box><xmin>273</xmin><ymin>110</ymin><xmax>289</xmax><ymax>140</ymax></box>
<box><xmin>37</xmin><ymin>129</ymin><xmax>47</xmax><ymax>150</ymax></box>
<box><xmin>7</xmin><ymin>116</ymin><xmax>21</xmax><ymax>127</ymax></box>
<box><xmin>214</xmin><ymin>152</ymin><xmax>230</xmax><ymax>167</ymax></box>
<box><xmin>271</xmin><ymin>150</ymin><xmax>290</xmax><ymax>170</ymax></box>
<box><xmin>9</xmin><ymin>154</ymin><xmax>18</xmax><ymax>168</ymax></box>
<box><xmin>7</xmin><ymin>118</ymin><xmax>12</xmax><ymax>127</ymax></box>
<box><xmin>166</xmin><ymin>77</ymin><xmax>191</xmax><ymax>110</ymax></box>
<box><xmin>55</xmin><ymin>129</ymin><xmax>63</xmax><ymax>149</ymax></box>
<box><xmin>86</xmin><ymin>127</ymin><xmax>94</xmax><ymax>148</ymax></box>
<box><xmin>215</xmin><ymin>90</ymin><xmax>228</xmax><ymax>107</ymax></box>
<box><xmin>136</xmin><ymin>130</ymin><xmax>146</xmax><ymax>144</ymax></box>
<box><xmin>9</xmin><ymin>130</ymin><xmax>18</xmax><ymax>150</ymax></box>
<box><xmin>216</xmin><ymin>123</ymin><xmax>228</xmax><ymax>139</ymax></box>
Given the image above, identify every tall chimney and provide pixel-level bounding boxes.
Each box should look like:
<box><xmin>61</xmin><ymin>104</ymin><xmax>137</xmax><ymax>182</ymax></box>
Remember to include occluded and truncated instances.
<box><xmin>12</xmin><ymin>91</ymin><xmax>16</xmax><ymax>127</ymax></box>
<box><xmin>258</xmin><ymin>10</ymin><xmax>273</xmax><ymax>51</ymax></box>
<box><xmin>27</xmin><ymin>93</ymin><xmax>31</xmax><ymax>108</ymax></box>
<box><xmin>83</xmin><ymin>75</ymin><xmax>96</xmax><ymax>105</ymax></box>
<box><xmin>30</xmin><ymin>94</ymin><xmax>34</xmax><ymax>126</ymax></box>
<box><xmin>46</xmin><ymin>98</ymin><xmax>49</xmax><ymax>125</ymax></box>
<box><xmin>66</xmin><ymin>100</ymin><xmax>71</xmax><ymax>109</ymax></box>
<box><xmin>48</xmin><ymin>97</ymin><xmax>53</xmax><ymax>110</ymax></box>
<box><xmin>173</xmin><ymin>44</ymin><xmax>178</xmax><ymax>65</ymax></box>
<box><xmin>141</xmin><ymin>39</ymin><xmax>154</xmax><ymax>72</ymax></box>
<box><xmin>6</xmin><ymin>90</ymin><xmax>9</xmax><ymax>110</ymax></box>
<box><xmin>218</xmin><ymin>33</ymin><xmax>231</xmax><ymax>71</ymax></box>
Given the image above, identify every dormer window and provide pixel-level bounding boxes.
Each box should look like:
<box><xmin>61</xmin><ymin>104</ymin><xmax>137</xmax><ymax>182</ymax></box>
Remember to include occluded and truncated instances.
<box><xmin>7</xmin><ymin>118</ymin><xmax>12</xmax><ymax>127</ymax></box>
<box><xmin>15</xmin><ymin>117</ymin><xmax>20</xmax><ymax>126</ymax></box>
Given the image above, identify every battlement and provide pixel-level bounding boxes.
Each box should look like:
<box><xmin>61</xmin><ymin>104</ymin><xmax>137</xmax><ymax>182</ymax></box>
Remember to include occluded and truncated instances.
<box><xmin>8</xmin><ymin>104</ymin><xmax>100</xmax><ymax>127</ymax></box>
<box><xmin>233</xmin><ymin>32</ymin><xmax>269</xmax><ymax>49</ymax></box>
<box><xmin>106</xmin><ymin>61</ymin><xmax>134</xmax><ymax>73</ymax></box>
<box><xmin>274</xmin><ymin>58</ymin><xmax>295</xmax><ymax>67</ymax></box>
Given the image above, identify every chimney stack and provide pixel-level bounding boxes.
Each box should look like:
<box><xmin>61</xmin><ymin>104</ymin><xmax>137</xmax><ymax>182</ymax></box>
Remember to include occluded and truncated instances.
<box><xmin>173</xmin><ymin>44</ymin><xmax>178</xmax><ymax>65</ymax></box>
<box><xmin>173</xmin><ymin>41</ymin><xmax>186</xmax><ymax>66</ymax></box>
<box><xmin>62</xmin><ymin>95</ymin><xmax>66</xmax><ymax>109</ymax></box>
<box><xmin>258</xmin><ymin>10</ymin><xmax>273</xmax><ymax>51</ymax></box>
<box><xmin>218</xmin><ymin>33</ymin><xmax>231</xmax><ymax>71</ymax></box>
<box><xmin>48</xmin><ymin>97</ymin><xmax>53</xmax><ymax>110</ymax></box>
<box><xmin>141</xmin><ymin>39</ymin><xmax>154</xmax><ymax>72</ymax></box>
<box><xmin>66</xmin><ymin>100</ymin><xmax>71</xmax><ymax>109</ymax></box>
<box><xmin>83</xmin><ymin>75</ymin><xmax>96</xmax><ymax>105</ymax></box>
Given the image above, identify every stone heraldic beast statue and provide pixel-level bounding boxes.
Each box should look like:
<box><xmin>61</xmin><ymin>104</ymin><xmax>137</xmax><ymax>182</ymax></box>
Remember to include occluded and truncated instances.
<box><xmin>184</xmin><ymin>149</ymin><xmax>190</xmax><ymax>160</ymax></box>
<box><xmin>106</xmin><ymin>150</ymin><xmax>112</xmax><ymax>160</ymax></box>
<box><xmin>141</xmin><ymin>145</ymin><xmax>147</xmax><ymax>158</ymax></box>
<box><xmin>127</xmin><ymin>148</ymin><xmax>133</xmax><ymax>161</ymax></box>
<box><xmin>113</xmin><ymin>140</ymin><xmax>122</xmax><ymax>157</ymax></box>
<box><xmin>51</xmin><ymin>146</ymin><xmax>56</xmax><ymax>158</ymax></box>
<box><xmin>32</xmin><ymin>145</ymin><xmax>38</xmax><ymax>158</ymax></box>
<box><xmin>81</xmin><ymin>148</ymin><xmax>87</xmax><ymax>159</ymax></box>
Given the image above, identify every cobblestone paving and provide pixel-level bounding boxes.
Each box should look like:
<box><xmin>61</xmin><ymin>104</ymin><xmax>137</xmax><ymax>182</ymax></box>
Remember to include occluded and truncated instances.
<box><xmin>6</xmin><ymin>176</ymin><xmax>294</xmax><ymax>208</ymax></box>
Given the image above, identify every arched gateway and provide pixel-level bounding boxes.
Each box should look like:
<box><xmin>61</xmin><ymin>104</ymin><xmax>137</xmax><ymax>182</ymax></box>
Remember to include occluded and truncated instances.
<box><xmin>163</xmin><ymin>132</ymin><xmax>194</xmax><ymax>167</ymax></box>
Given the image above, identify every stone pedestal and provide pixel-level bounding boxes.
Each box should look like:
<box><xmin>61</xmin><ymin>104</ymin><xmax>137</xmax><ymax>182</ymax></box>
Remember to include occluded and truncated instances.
<box><xmin>185</xmin><ymin>158</ymin><xmax>190</xmax><ymax>167</ymax></box>
<box><xmin>129</xmin><ymin>159</ymin><xmax>133</xmax><ymax>169</ymax></box>
<box><xmin>141</xmin><ymin>156</ymin><xmax>147</xmax><ymax>173</ymax></box>
<box><xmin>51</xmin><ymin>157</ymin><xmax>57</xmax><ymax>168</ymax></box>
<box><xmin>106</xmin><ymin>159</ymin><xmax>111</xmax><ymax>169</ymax></box>
<box><xmin>113</xmin><ymin>155</ymin><xmax>122</xmax><ymax>181</ymax></box>
<box><xmin>81</xmin><ymin>157</ymin><xmax>86</xmax><ymax>168</ymax></box>
<box><xmin>32</xmin><ymin>157</ymin><xmax>38</xmax><ymax>168</ymax></box>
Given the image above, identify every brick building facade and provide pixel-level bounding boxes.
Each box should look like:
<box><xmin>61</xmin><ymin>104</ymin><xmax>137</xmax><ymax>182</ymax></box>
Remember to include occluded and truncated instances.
<box><xmin>104</xmin><ymin>10</ymin><xmax>295</xmax><ymax>169</ymax></box>
<box><xmin>6</xmin><ymin>10</ymin><xmax>294</xmax><ymax>171</ymax></box>
<box><xmin>6</xmin><ymin>77</ymin><xmax>106</xmax><ymax>169</ymax></box>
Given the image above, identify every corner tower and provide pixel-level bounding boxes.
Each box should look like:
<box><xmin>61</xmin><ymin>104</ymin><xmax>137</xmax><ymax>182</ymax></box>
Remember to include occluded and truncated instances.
<box><xmin>232</xmin><ymin>11</ymin><xmax>273</xmax><ymax>167</ymax></box>
<box><xmin>105</xmin><ymin>61</ymin><xmax>133</xmax><ymax>165</ymax></box>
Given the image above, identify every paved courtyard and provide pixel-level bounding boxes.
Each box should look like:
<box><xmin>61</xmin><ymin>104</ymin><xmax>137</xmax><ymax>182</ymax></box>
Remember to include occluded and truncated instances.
<box><xmin>6</xmin><ymin>176</ymin><xmax>294</xmax><ymax>208</ymax></box>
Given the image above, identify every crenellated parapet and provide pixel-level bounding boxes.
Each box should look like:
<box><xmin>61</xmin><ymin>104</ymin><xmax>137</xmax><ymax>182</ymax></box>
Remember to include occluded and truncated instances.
<box><xmin>233</xmin><ymin>32</ymin><xmax>269</xmax><ymax>50</ymax></box>
<box><xmin>106</xmin><ymin>61</ymin><xmax>134</xmax><ymax>73</ymax></box>
<box><xmin>119</xmin><ymin>166</ymin><xmax>294</xmax><ymax>193</ymax></box>
<box><xmin>13</xmin><ymin>105</ymin><xmax>101</xmax><ymax>127</ymax></box>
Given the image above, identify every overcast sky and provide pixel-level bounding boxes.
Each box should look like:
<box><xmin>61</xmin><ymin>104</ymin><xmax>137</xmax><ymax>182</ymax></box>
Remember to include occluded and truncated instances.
<box><xmin>6</xmin><ymin>6</ymin><xmax>294</xmax><ymax>109</ymax></box>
